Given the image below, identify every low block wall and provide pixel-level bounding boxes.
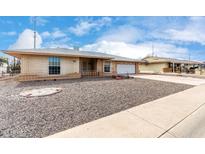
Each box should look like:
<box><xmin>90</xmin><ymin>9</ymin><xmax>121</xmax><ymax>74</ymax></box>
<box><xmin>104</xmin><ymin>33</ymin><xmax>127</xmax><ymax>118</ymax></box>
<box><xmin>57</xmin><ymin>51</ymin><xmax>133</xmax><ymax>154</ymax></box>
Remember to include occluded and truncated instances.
<box><xmin>16</xmin><ymin>73</ymin><xmax>81</xmax><ymax>82</ymax></box>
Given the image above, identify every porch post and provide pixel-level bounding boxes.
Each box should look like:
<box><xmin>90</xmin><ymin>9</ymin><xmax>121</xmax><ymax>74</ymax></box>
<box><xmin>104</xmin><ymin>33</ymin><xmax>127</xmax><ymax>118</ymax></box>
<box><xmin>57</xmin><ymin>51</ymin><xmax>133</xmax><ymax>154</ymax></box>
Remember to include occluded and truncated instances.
<box><xmin>97</xmin><ymin>59</ymin><xmax>103</xmax><ymax>77</ymax></box>
<box><xmin>172</xmin><ymin>62</ymin><xmax>175</xmax><ymax>73</ymax></box>
<box><xmin>180</xmin><ymin>64</ymin><xmax>182</xmax><ymax>73</ymax></box>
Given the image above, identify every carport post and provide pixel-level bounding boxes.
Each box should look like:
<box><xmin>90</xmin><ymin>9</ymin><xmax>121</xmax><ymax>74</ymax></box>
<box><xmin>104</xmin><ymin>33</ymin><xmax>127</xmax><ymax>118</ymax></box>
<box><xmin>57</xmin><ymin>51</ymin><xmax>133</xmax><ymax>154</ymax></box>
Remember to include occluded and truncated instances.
<box><xmin>173</xmin><ymin>62</ymin><xmax>175</xmax><ymax>73</ymax></box>
<box><xmin>199</xmin><ymin>64</ymin><xmax>202</xmax><ymax>75</ymax></box>
<box><xmin>180</xmin><ymin>64</ymin><xmax>183</xmax><ymax>73</ymax></box>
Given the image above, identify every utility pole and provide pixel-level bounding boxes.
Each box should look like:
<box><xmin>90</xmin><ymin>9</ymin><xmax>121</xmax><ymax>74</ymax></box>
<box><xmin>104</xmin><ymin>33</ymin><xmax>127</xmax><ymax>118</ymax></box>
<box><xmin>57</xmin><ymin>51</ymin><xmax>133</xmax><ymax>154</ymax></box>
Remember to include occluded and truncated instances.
<box><xmin>188</xmin><ymin>52</ymin><xmax>191</xmax><ymax>62</ymax></box>
<box><xmin>33</xmin><ymin>16</ymin><xmax>37</xmax><ymax>49</ymax></box>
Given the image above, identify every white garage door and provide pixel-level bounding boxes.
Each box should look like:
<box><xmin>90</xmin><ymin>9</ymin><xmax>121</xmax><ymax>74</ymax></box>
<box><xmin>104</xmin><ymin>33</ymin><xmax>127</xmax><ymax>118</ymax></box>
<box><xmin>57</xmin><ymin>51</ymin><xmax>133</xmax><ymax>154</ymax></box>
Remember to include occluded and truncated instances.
<box><xmin>117</xmin><ymin>64</ymin><xmax>136</xmax><ymax>74</ymax></box>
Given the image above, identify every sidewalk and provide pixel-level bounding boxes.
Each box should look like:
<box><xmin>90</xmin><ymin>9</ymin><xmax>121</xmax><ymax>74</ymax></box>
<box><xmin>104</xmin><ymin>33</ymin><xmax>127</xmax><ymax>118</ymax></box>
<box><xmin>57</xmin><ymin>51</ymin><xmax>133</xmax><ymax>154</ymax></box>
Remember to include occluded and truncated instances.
<box><xmin>47</xmin><ymin>84</ymin><xmax>205</xmax><ymax>138</ymax></box>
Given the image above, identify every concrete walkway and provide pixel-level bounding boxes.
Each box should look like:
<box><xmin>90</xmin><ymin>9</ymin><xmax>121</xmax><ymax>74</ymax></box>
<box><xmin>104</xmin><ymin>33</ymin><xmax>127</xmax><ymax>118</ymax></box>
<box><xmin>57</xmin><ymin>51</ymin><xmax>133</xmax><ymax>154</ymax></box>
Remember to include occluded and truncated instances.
<box><xmin>47</xmin><ymin>83</ymin><xmax>205</xmax><ymax>138</ymax></box>
<box><xmin>132</xmin><ymin>74</ymin><xmax>205</xmax><ymax>85</ymax></box>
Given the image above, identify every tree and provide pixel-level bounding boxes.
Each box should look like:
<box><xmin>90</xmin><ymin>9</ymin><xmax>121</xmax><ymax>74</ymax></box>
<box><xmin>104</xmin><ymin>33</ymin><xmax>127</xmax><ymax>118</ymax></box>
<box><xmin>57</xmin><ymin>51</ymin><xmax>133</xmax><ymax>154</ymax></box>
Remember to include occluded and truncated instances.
<box><xmin>10</xmin><ymin>58</ymin><xmax>21</xmax><ymax>75</ymax></box>
<box><xmin>0</xmin><ymin>57</ymin><xmax>8</xmax><ymax>66</ymax></box>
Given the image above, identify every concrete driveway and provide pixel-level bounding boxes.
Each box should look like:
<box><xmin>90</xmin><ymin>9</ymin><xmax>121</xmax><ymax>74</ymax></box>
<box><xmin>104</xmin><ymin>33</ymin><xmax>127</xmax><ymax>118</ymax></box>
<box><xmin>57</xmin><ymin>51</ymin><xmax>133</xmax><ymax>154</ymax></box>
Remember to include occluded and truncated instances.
<box><xmin>132</xmin><ymin>74</ymin><xmax>205</xmax><ymax>86</ymax></box>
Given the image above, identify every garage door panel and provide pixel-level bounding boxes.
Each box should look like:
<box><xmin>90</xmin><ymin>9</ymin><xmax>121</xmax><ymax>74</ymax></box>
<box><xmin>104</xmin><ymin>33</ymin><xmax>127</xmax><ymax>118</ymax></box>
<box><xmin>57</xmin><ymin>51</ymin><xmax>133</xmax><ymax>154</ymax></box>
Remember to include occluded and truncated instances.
<box><xmin>117</xmin><ymin>64</ymin><xmax>135</xmax><ymax>74</ymax></box>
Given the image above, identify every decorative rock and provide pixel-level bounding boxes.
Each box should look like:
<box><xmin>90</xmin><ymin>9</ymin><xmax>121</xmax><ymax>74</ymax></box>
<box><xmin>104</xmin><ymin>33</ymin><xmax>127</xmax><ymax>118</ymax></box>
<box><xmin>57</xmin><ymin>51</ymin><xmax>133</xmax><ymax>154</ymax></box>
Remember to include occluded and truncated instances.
<box><xmin>0</xmin><ymin>78</ymin><xmax>192</xmax><ymax>137</ymax></box>
<box><xmin>0</xmin><ymin>130</ymin><xmax>3</xmax><ymax>136</ymax></box>
<box><xmin>20</xmin><ymin>88</ymin><xmax>62</xmax><ymax>97</ymax></box>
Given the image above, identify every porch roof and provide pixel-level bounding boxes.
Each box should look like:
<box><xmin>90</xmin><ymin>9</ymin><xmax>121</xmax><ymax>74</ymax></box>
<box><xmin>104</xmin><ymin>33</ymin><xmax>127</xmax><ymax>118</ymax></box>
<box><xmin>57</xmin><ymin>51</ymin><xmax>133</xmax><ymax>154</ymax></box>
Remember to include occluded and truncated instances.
<box><xmin>143</xmin><ymin>56</ymin><xmax>203</xmax><ymax>65</ymax></box>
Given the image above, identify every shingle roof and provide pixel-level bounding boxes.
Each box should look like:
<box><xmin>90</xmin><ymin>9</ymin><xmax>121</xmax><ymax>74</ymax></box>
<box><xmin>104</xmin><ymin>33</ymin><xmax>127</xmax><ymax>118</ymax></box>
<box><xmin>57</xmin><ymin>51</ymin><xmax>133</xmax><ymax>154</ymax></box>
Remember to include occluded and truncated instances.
<box><xmin>3</xmin><ymin>48</ymin><xmax>143</xmax><ymax>62</ymax></box>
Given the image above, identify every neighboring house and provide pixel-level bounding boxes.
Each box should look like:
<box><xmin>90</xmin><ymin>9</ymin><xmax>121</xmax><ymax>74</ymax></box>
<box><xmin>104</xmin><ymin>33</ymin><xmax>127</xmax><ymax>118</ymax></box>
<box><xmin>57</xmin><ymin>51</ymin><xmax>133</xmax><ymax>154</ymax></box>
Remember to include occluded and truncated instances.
<box><xmin>3</xmin><ymin>48</ymin><xmax>143</xmax><ymax>81</ymax></box>
<box><xmin>0</xmin><ymin>58</ymin><xmax>8</xmax><ymax>77</ymax></box>
<box><xmin>139</xmin><ymin>56</ymin><xmax>203</xmax><ymax>74</ymax></box>
<box><xmin>195</xmin><ymin>63</ymin><xmax>205</xmax><ymax>75</ymax></box>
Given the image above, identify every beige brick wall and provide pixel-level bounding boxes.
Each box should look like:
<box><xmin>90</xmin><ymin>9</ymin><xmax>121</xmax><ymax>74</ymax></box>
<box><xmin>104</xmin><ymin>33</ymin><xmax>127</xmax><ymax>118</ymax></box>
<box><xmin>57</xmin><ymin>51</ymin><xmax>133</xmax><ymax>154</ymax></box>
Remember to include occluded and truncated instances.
<box><xmin>20</xmin><ymin>55</ymin><xmax>80</xmax><ymax>75</ymax></box>
<box><xmin>20</xmin><ymin>55</ymin><xmax>139</xmax><ymax>77</ymax></box>
<box><xmin>21</xmin><ymin>55</ymin><xmax>48</xmax><ymax>75</ymax></box>
<box><xmin>139</xmin><ymin>63</ymin><xmax>169</xmax><ymax>73</ymax></box>
<box><xmin>61</xmin><ymin>57</ymin><xmax>79</xmax><ymax>75</ymax></box>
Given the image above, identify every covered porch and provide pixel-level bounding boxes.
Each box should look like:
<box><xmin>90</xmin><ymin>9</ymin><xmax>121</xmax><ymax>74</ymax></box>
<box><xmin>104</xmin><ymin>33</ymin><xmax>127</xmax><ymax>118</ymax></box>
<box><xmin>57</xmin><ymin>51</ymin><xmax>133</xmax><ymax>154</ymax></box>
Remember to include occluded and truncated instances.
<box><xmin>80</xmin><ymin>58</ymin><xmax>103</xmax><ymax>77</ymax></box>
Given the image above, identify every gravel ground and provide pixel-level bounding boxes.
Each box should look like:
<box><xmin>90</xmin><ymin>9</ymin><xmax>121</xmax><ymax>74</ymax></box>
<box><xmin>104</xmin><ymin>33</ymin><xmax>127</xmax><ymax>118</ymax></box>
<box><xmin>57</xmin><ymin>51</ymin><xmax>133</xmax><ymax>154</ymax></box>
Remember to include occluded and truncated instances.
<box><xmin>0</xmin><ymin>77</ymin><xmax>193</xmax><ymax>138</ymax></box>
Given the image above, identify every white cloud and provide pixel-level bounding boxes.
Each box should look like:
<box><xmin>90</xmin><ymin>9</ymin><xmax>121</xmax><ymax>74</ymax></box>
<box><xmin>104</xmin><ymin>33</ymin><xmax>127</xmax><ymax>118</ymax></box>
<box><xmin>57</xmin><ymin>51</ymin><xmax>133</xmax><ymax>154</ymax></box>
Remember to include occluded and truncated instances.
<box><xmin>30</xmin><ymin>16</ymin><xmax>48</xmax><ymax>26</ymax></box>
<box><xmin>69</xmin><ymin>17</ymin><xmax>112</xmax><ymax>36</ymax></box>
<box><xmin>2</xmin><ymin>31</ymin><xmax>16</xmax><ymax>36</ymax></box>
<box><xmin>41</xmin><ymin>28</ymin><xmax>67</xmax><ymax>39</ymax></box>
<box><xmin>9</xmin><ymin>29</ymin><xmax>42</xmax><ymax>49</ymax></box>
<box><xmin>82</xmin><ymin>24</ymin><xmax>189</xmax><ymax>59</ymax></box>
<box><xmin>152</xmin><ymin>17</ymin><xmax>205</xmax><ymax>45</ymax></box>
<box><xmin>95</xmin><ymin>17</ymin><xmax>112</xmax><ymax>30</ymax></box>
<box><xmin>82</xmin><ymin>41</ymin><xmax>189</xmax><ymax>59</ymax></box>
<box><xmin>69</xmin><ymin>21</ymin><xmax>96</xmax><ymax>36</ymax></box>
<box><xmin>52</xmin><ymin>29</ymin><xmax>66</xmax><ymax>38</ymax></box>
<box><xmin>165</xmin><ymin>28</ymin><xmax>205</xmax><ymax>44</ymax></box>
<box><xmin>43</xmin><ymin>43</ymin><xmax>72</xmax><ymax>49</ymax></box>
<box><xmin>42</xmin><ymin>36</ymin><xmax>71</xmax><ymax>49</ymax></box>
<box><xmin>40</xmin><ymin>28</ymin><xmax>70</xmax><ymax>48</ymax></box>
<box><xmin>41</xmin><ymin>31</ymin><xmax>50</xmax><ymax>38</ymax></box>
<box><xmin>98</xmin><ymin>25</ymin><xmax>143</xmax><ymax>43</ymax></box>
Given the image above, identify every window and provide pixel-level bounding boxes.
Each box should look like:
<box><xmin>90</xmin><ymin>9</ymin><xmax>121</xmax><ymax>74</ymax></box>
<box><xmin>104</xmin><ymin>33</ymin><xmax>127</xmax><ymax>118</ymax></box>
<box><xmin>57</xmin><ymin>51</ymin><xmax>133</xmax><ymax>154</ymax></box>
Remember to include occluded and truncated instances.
<box><xmin>104</xmin><ymin>61</ymin><xmax>111</xmax><ymax>72</ymax></box>
<box><xmin>49</xmin><ymin>57</ymin><xmax>60</xmax><ymax>75</ymax></box>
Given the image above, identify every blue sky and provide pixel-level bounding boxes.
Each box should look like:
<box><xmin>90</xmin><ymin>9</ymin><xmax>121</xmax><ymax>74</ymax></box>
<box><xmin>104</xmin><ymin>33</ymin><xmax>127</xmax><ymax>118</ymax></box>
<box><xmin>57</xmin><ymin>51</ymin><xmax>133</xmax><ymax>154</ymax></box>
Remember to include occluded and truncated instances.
<box><xmin>0</xmin><ymin>16</ymin><xmax>205</xmax><ymax>61</ymax></box>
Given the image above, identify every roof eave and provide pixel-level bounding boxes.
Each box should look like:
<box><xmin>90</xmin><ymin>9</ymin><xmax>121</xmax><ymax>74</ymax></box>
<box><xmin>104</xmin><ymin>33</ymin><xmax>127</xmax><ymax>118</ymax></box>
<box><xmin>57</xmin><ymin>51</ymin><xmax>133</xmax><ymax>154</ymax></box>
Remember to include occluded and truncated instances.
<box><xmin>5</xmin><ymin>51</ymin><xmax>113</xmax><ymax>60</ymax></box>
<box><xmin>111</xmin><ymin>59</ymin><xmax>145</xmax><ymax>63</ymax></box>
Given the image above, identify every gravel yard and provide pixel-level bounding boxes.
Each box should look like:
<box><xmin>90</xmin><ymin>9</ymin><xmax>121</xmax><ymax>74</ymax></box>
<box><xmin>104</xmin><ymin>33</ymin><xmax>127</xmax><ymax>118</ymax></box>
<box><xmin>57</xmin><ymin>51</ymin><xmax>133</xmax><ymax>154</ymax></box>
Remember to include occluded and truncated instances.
<box><xmin>0</xmin><ymin>77</ymin><xmax>193</xmax><ymax>138</ymax></box>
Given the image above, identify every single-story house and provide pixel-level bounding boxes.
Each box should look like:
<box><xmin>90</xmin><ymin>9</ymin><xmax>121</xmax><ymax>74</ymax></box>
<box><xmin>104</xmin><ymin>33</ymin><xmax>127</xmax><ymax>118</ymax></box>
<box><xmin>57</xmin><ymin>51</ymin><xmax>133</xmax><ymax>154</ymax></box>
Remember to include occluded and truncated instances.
<box><xmin>3</xmin><ymin>48</ymin><xmax>144</xmax><ymax>81</ymax></box>
<box><xmin>139</xmin><ymin>56</ymin><xmax>204</xmax><ymax>74</ymax></box>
